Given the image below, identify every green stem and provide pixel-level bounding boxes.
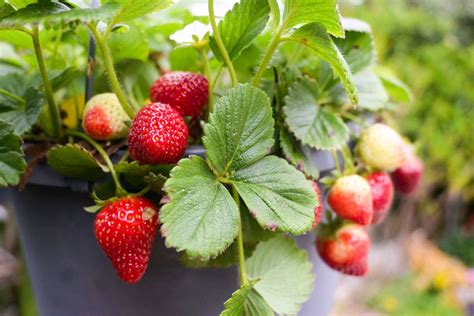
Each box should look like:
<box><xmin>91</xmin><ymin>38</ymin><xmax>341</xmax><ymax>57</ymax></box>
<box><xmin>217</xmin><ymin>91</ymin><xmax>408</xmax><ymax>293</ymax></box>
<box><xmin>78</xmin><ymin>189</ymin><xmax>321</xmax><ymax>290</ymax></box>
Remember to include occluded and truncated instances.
<box><xmin>252</xmin><ymin>26</ymin><xmax>285</xmax><ymax>87</ymax></box>
<box><xmin>331</xmin><ymin>150</ymin><xmax>342</xmax><ymax>173</ymax></box>
<box><xmin>211</xmin><ymin>65</ymin><xmax>224</xmax><ymax>89</ymax></box>
<box><xmin>232</xmin><ymin>185</ymin><xmax>248</xmax><ymax>285</ymax></box>
<box><xmin>88</xmin><ymin>24</ymin><xmax>135</xmax><ymax>119</ymax></box>
<box><xmin>208</xmin><ymin>0</ymin><xmax>238</xmax><ymax>87</ymax></box>
<box><xmin>31</xmin><ymin>24</ymin><xmax>62</xmax><ymax>138</ymax></box>
<box><xmin>200</xmin><ymin>48</ymin><xmax>213</xmax><ymax>118</ymax></box>
<box><xmin>67</xmin><ymin>130</ymin><xmax>127</xmax><ymax>197</ymax></box>
<box><xmin>0</xmin><ymin>88</ymin><xmax>25</xmax><ymax>104</ymax></box>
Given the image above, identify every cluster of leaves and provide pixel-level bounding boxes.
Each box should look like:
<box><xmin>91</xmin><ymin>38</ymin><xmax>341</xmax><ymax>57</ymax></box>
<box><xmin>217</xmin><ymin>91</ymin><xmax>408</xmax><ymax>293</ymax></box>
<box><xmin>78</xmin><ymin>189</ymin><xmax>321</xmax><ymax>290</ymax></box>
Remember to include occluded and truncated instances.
<box><xmin>0</xmin><ymin>0</ymin><xmax>411</xmax><ymax>314</ymax></box>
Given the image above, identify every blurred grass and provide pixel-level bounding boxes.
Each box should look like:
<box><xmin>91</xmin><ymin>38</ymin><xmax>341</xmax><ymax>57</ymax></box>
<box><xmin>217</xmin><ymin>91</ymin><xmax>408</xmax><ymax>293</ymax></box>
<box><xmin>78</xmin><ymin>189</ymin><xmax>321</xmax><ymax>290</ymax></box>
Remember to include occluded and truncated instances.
<box><xmin>18</xmin><ymin>259</ymin><xmax>38</xmax><ymax>316</ymax></box>
<box><xmin>367</xmin><ymin>274</ymin><xmax>463</xmax><ymax>316</ymax></box>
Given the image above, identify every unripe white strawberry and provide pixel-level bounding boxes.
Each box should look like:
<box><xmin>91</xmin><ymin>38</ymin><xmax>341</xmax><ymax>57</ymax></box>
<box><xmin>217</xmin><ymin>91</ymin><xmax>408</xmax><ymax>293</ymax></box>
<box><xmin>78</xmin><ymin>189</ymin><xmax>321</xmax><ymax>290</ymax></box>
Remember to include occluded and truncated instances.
<box><xmin>82</xmin><ymin>93</ymin><xmax>129</xmax><ymax>140</ymax></box>
<box><xmin>358</xmin><ymin>123</ymin><xmax>405</xmax><ymax>171</ymax></box>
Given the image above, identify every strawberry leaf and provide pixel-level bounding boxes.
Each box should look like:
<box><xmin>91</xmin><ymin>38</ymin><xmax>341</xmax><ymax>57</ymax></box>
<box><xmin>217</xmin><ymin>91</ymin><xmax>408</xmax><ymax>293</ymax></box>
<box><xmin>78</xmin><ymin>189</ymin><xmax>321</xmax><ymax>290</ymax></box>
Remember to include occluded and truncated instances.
<box><xmin>351</xmin><ymin>69</ymin><xmax>389</xmax><ymax>110</ymax></box>
<box><xmin>333</xmin><ymin>17</ymin><xmax>374</xmax><ymax>74</ymax></box>
<box><xmin>221</xmin><ymin>279</ymin><xmax>260</xmax><ymax>316</ymax></box>
<box><xmin>103</xmin><ymin>0</ymin><xmax>173</xmax><ymax>24</ymax></box>
<box><xmin>376</xmin><ymin>69</ymin><xmax>412</xmax><ymax>103</ymax></box>
<box><xmin>284</xmin><ymin>76</ymin><xmax>349</xmax><ymax>150</ymax></box>
<box><xmin>203</xmin><ymin>83</ymin><xmax>274</xmax><ymax>174</ymax></box>
<box><xmin>243</xmin><ymin>290</ymin><xmax>274</xmax><ymax>316</ymax></box>
<box><xmin>245</xmin><ymin>236</ymin><xmax>314</xmax><ymax>315</ymax></box>
<box><xmin>280</xmin><ymin>127</ymin><xmax>319</xmax><ymax>179</ymax></box>
<box><xmin>282</xmin><ymin>0</ymin><xmax>344</xmax><ymax>37</ymax></box>
<box><xmin>6</xmin><ymin>0</ymin><xmax>34</xmax><ymax>10</ymax></box>
<box><xmin>286</xmin><ymin>22</ymin><xmax>358</xmax><ymax>105</ymax></box>
<box><xmin>115</xmin><ymin>160</ymin><xmax>171</xmax><ymax>186</ymax></box>
<box><xmin>46</xmin><ymin>144</ymin><xmax>108</xmax><ymax>181</ymax></box>
<box><xmin>230</xmin><ymin>156</ymin><xmax>317</xmax><ymax>235</ymax></box>
<box><xmin>0</xmin><ymin>2</ymin><xmax>120</xmax><ymax>29</ymax></box>
<box><xmin>108</xmin><ymin>23</ymin><xmax>150</xmax><ymax>62</ymax></box>
<box><xmin>0</xmin><ymin>73</ymin><xmax>44</xmax><ymax>135</ymax></box>
<box><xmin>210</xmin><ymin>0</ymin><xmax>270</xmax><ymax>61</ymax></box>
<box><xmin>0</xmin><ymin>2</ymin><xmax>15</xmax><ymax>19</ymax></box>
<box><xmin>160</xmin><ymin>156</ymin><xmax>240</xmax><ymax>259</ymax></box>
<box><xmin>0</xmin><ymin>120</ymin><xmax>26</xmax><ymax>187</ymax></box>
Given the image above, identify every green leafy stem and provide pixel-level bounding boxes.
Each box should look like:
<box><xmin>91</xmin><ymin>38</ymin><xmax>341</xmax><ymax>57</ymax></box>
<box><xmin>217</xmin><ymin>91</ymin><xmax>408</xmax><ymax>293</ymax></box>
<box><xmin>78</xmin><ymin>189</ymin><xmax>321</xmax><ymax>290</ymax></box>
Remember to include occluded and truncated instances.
<box><xmin>87</xmin><ymin>23</ymin><xmax>136</xmax><ymax>119</ymax></box>
<box><xmin>67</xmin><ymin>130</ymin><xmax>127</xmax><ymax>197</ymax></box>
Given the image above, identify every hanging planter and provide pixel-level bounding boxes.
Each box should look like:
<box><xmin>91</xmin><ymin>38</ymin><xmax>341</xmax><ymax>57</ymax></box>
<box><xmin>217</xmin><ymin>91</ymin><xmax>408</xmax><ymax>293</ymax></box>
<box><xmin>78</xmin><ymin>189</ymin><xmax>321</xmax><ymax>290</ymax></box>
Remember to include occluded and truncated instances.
<box><xmin>0</xmin><ymin>1</ymin><xmax>421</xmax><ymax>315</ymax></box>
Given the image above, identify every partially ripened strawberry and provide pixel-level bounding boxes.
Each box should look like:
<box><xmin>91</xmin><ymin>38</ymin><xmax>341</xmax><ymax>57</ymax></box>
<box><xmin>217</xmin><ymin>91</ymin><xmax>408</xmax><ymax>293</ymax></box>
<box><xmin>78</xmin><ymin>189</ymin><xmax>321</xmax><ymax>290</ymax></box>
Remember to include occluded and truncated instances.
<box><xmin>150</xmin><ymin>71</ymin><xmax>209</xmax><ymax>118</ymax></box>
<box><xmin>312</xmin><ymin>181</ymin><xmax>323</xmax><ymax>228</ymax></box>
<box><xmin>328</xmin><ymin>175</ymin><xmax>373</xmax><ymax>225</ymax></box>
<box><xmin>392</xmin><ymin>149</ymin><xmax>423</xmax><ymax>196</ymax></box>
<box><xmin>367</xmin><ymin>172</ymin><xmax>394</xmax><ymax>224</ymax></box>
<box><xmin>94</xmin><ymin>197</ymin><xmax>159</xmax><ymax>283</ymax></box>
<box><xmin>82</xmin><ymin>93</ymin><xmax>129</xmax><ymax>140</ymax></box>
<box><xmin>317</xmin><ymin>223</ymin><xmax>370</xmax><ymax>276</ymax></box>
<box><xmin>128</xmin><ymin>102</ymin><xmax>188</xmax><ymax>165</ymax></box>
<box><xmin>358</xmin><ymin>123</ymin><xmax>406</xmax><ymax>171</ymax></box>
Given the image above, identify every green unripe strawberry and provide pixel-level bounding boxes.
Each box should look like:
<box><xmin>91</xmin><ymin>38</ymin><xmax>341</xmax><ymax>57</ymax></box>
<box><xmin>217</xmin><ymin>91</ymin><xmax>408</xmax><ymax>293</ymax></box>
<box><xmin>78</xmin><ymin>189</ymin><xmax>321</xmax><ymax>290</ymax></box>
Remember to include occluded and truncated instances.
<box><xmin>82</xmin><ymin>93</ymin><xmax>129</xmax><ymax>140</ymax></box>
<box><xmin>358</xmin><ymin>123</ymin><xmax>405</xmax><ymax>171</ymax></box>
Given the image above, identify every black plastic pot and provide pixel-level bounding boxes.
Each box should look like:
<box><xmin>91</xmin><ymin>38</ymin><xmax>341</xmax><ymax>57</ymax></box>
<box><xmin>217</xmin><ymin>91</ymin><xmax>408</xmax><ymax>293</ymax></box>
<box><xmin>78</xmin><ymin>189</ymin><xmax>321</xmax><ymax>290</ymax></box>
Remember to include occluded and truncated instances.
<box><xmin>11</xmin><ymin>145</ymin><xmax>341</xmax><ymax>316</ymax></box>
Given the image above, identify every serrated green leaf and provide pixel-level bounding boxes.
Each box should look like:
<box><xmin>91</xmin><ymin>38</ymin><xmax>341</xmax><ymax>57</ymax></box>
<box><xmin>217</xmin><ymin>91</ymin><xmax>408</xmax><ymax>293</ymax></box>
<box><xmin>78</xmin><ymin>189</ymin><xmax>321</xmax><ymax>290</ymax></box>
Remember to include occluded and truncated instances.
<box><xmin>221</xmin><ymin>279</ymin><xmax>260</xmax><ymax>316</ymax></box>
<box><xmin>280</xmin><ymin>127</ymin><xmax>319</xmax><ymax>179</ymax></box>
<box><xmin>334</xmin><ymin>18</ymin><xmax>374</xmax><ymax>74</ymax></box>
<box><xmin>0</xmin><ymin>2</ymin><xmax>120</xmax><ymax>28</ymax></box>
<box><xmin>351</xmin><ymin>69</ymin><xmax>388</xmax><ymax>111</ymax></box>
<box><xmin>287</xmin><ymin>23</ymin><xmax>358</xmax><ymax>104</ymax></box>
<box><xmin>210</xmin><ymin>0</ymin><xmax>270</xmax><ymax>61</ymax></box>
<box><xmin>231</xmin><ymin>156</ymin><xmax>316</xmax><ymax>234</ymax></box>
<box><xmin>376</xmin><ymin>68</ymin><xmax>412</xmax><ymax>103</ymax></box>
<box><xmin>6</xmin><ymin>0</ymin><xmax>34</xmax><ymax>10</ymax></box>
<box><xmin>143</xmin><ymin>172</ymin><xmax>167</xmax><ymax>193</ymax></box>
<box><xmin>244</xmin><ymin>290</ymin><xmax>274</xmax><ymax>316</ymax></box>
<box><xmin>246</xmin><ymin>236</ymin><xmax>314</xmax><ymax>315</ymax></box>
<box><xmin>0</xmin><ymin>2</ymin><xmax>15</xmax><ymax>19</ymax></box>
<box><xmin>50</xmin><ymin>67</ymin><xmax>82</xmax><ymax>91</ymax></box>
<box><xmin>284</xmin><ymin>77</ymin><xmax>349</xmax><ymax>150</ymax></box>
<box><xmin>0</xmin><ymin>120</ymin><xmax>26</xmax><ymax>187</ymax></box>
<box><xmin>0</xmin><ymin>73</ymin><xmax>44</xmax><ymax>135</ymax></box>
<box><xmin>46</xmin><ymin>144</ymin><xmax>107</xmax><ymax>181</ymax></box>
<box><xmin>282</xmin><ymin>0</ymin><xmax>343</xmax><ymax>37</ymax></box>
<box><xmin>169</xmin><ymin>45</ymin><xmax>201</xmax><ymax>72</ymax></box>
<box><xmin>104</xmin><ymin>0</ymin><xmax>173</xmax><ymax>24</ymax></box>
<box><xmin>108</xmin><ymin>24</ymin><xmax>150</xmax><ymax>62</ymax></box>
<box><xmin>115</xmin><ymin>160</ymin><xmax>171</xmax><ymax>186</ymax></box>
<box><xmin>160</xmin><ymin>156</ymin><xmax>240</xmax><ymax>259</ymax></box>
<box><xmin>203</xmin><ymin>83</ymin><xmax>274</xmax><ymax>174</ymax></box>
<box><xmin>268</xmin><ymin>0</ymin><xmax>280</xmax><ymax>28</ymax></box>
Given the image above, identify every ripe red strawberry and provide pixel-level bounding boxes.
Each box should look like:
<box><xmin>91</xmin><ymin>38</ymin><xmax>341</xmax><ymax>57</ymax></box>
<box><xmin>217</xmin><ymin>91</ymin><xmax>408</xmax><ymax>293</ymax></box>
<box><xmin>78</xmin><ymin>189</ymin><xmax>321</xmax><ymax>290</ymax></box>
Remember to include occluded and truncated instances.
<box><xmin>358</xmin><ymin>123</ymin><xmax>406</xmax><ymax>171</ymax></box>
<box><xmin>311</xmin><ymin>181</ymin><xmax>323</xmax><ymax>228</ymax></box>
<box><xmin>328</xmin><ymin>175</ymin><xmax>373</xmax><ymax>225</ymax></box>
<box><xmin>94</xmin><ymin>197</ymin><xmax>159</xmax><ymax>283</ymax></box>
<box><xmin>128</xmin><ymin>102</ymin><xmax>188</xmax><ymax>165</ymax></box>
<box><xmin>150</xmin><ymin>71</ymin><xmax>209</xmax><ymax>118</ymax></box>
<box><xmin>316</xmin><ymin>223</ymin><xmax>370</xmax><ymax>276</ymax></box>
<box><xmin>82</xmin><ymin>93</ymin><xmax>129</xmax><ymax>140</ymax></box>
<box><xmin>367</xmin><ymin>172</ymin><xmax>394</xmax><ymax>224</ymax></box>
<box><xmin>392</xmin><ymin>150</ymin><xmax>423</xmax><ymax>195</ymax></box>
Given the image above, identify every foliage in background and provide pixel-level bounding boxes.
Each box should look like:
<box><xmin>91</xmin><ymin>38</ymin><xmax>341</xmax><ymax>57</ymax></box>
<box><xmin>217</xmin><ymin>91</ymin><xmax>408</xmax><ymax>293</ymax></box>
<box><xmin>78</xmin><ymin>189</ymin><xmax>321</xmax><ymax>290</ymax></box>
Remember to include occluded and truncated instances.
<box><xmin>368</xmin><ymin>274</ymin><xmax>463</xmax><ymax>316</ymax></box>
<box><xmin>439</xmin><ymin>230</ymin><xmax>474</xmax><ymax>266</ymax></box>
<box><xmin>343</xmin><ymin>0</ymin><xmax>474</xmax><ymax>234</ymax></box>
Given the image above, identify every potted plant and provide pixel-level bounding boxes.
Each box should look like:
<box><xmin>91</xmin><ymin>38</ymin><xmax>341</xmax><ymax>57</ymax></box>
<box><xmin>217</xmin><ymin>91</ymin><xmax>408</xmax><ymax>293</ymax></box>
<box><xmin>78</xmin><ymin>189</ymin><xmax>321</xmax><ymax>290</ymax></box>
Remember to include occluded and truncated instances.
<box><xmin>0</xmin><ymin>0</ymin><xmax>422</xmax><ymax>315</ymax></box>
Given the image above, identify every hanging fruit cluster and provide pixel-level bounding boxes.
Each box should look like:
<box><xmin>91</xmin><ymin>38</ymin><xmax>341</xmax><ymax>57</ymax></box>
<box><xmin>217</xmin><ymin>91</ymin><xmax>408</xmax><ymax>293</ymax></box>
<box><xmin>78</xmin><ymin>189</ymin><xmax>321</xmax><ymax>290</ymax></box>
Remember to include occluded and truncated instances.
<box><xmin>315</xmin><ymin>123</ymin><xmax>424</xmax><ymax>276</ymax></box>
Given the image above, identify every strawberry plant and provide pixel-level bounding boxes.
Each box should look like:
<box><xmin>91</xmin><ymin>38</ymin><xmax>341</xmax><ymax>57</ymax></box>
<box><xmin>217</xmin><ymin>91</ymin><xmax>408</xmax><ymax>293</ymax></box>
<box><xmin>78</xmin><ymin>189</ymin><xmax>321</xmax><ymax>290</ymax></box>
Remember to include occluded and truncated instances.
<box><xmin>0</xmin><ymin>0</ymin><xmax>422</xmax><ymax>314</ymax></box>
